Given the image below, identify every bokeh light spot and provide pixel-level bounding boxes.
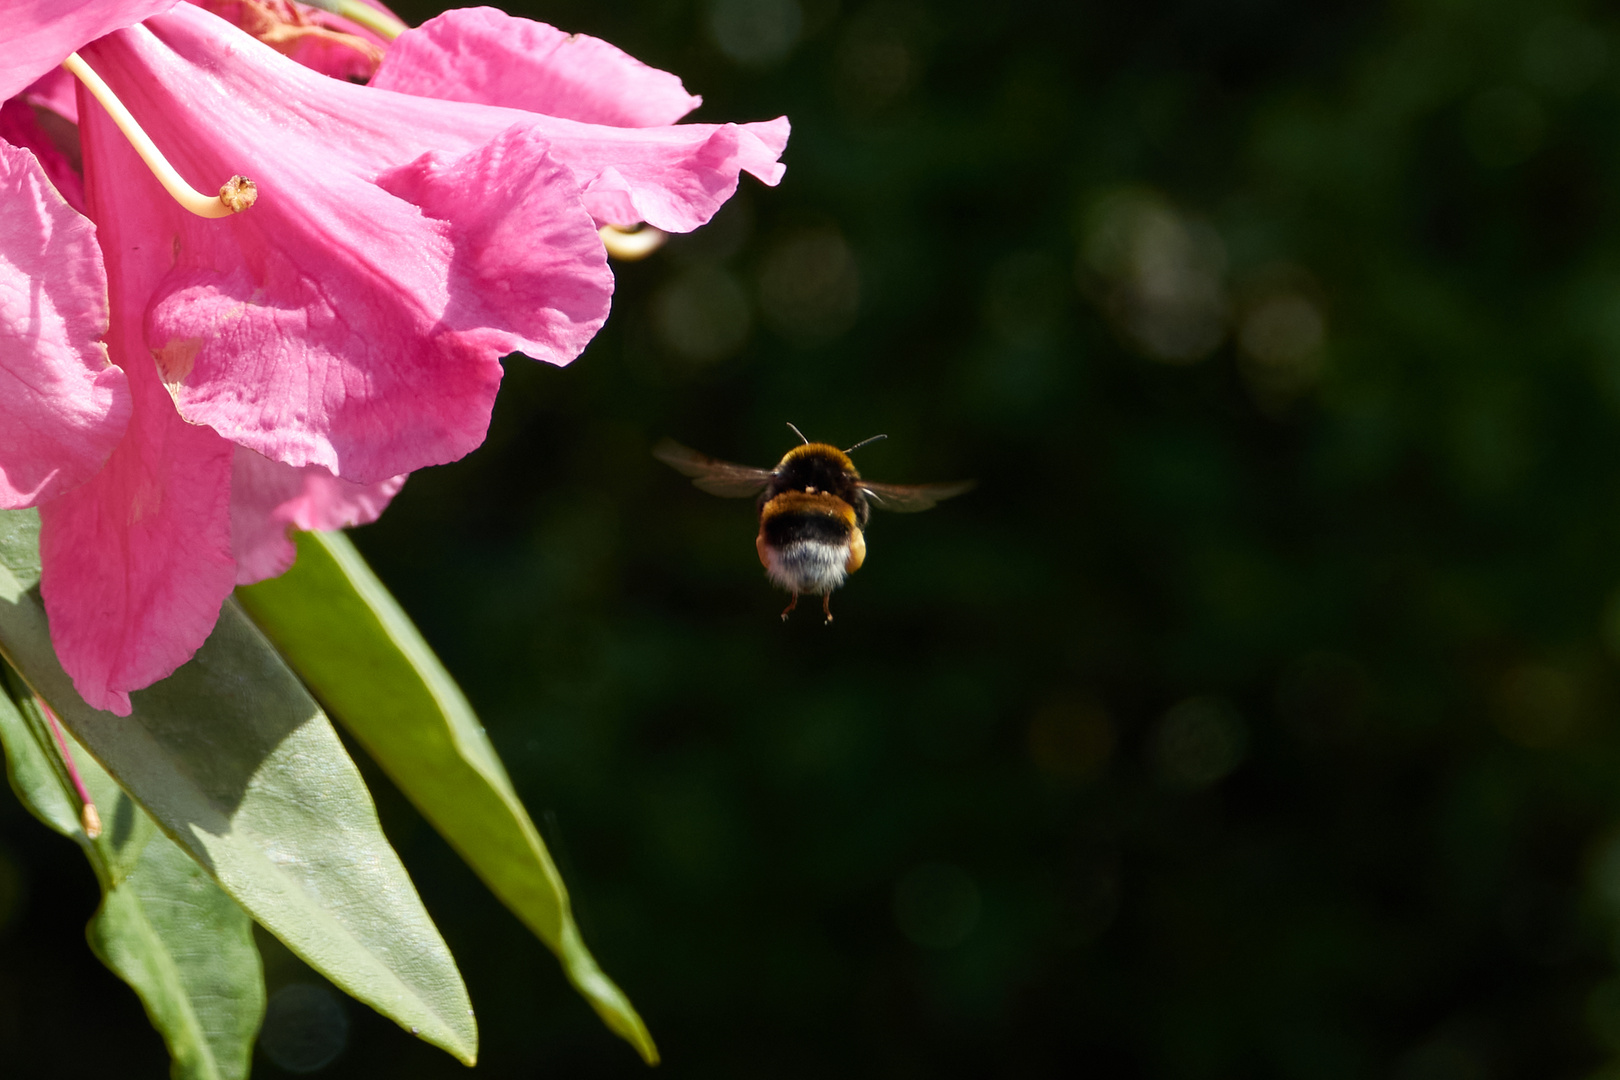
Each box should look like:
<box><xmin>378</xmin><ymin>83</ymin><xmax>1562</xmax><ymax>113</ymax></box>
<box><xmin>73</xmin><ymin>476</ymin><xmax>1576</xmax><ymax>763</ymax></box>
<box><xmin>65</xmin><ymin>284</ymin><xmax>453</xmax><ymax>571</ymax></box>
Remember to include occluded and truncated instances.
<box><xmin>1027</xmin><ymin>698</ymin><xmax>1113</xmax><ymax>781</ymax></box>
<box><xmin>1588</xmin><ymin>979</ymin><xmax>1620</xmax><ymax>1053</ymax></box>
<box><xmin>984</xmin><ymin>250</ymin><xmax>1070</xmax><ymax>347</ymax></box>
<box><xmin>1240</xmin><ymin>294</ymin><xmax>1323</xmax><ymax>367</ymax></box>
<box><xmin>832</xmin><ymin>2</ymin><xmax>932</xmax><ymax>113</ymax></box>
<box><xmin>1275</xmin><ymin>651</ymin><xmax>1372</xmax><ymax>746</ymax></box>
<box><xmin>758</xmin><ymin>227</ymin><xmax>860</xmax><ymax>344</ymax></box>
<box><xmin>1464</xmin><ymin>86</ymin><xmax>1544</xmax><ymax>168</ymax></box>
<box><xmin>1525</xmin><ymin>17</ymin><xmax>1607</xmax><ymax>95</ymax></box>
<box><xmin>1152</xmin><ymin>697</ymin><xmax>1247</xmax><ymax>789</ymax></box>
<box><xmin>259</xmin><ymin>982</ymin><xmax>348</xmax><ymax>1074</ymax></box>
<box><xmin>1495</xmin><ymin>663</ymin><xmax>1581</xmax><ymax>748</ymax></box>
<box><xmin>893</xmin><ymin>862</ymin><xmax>981</xmax><ymax>949</ymax></box>
<box><xmin>1081</xmin><ymin>189</ymin><xmax>1227</xmax><ymax>363</ymax></box>
<box><xmin>1392</xmin><ymin>1032</ymin><xmax>1489</xmax><ymax>1080</ymax></box>
<box><xmin>835</xmin><ymin>35</ymin><xmax>914</xmax><ymax>112</ymax></box>
<box><xmin>1599</xmin><ymin>587</ymin><xmax>1620</xmax><ymax>660</ymax></box>
<box><xmin>708</xmin><ymin>0</ymin><xmax>803</xmax><ymax>67</ymax></box>
<box><xmin>1238</xmin><ymin>290</ymin><xmax>1325</xmax><ymax>409</ymax></box>
<box><xmin>1589</xmin><ymin>833</ymin><xmax>1620</xmax><ymax>909</ymax></box>
<box><xmin>651</xmin><ymin>264</ymin><xmax>753</xmax><ymax>365</ymax></box>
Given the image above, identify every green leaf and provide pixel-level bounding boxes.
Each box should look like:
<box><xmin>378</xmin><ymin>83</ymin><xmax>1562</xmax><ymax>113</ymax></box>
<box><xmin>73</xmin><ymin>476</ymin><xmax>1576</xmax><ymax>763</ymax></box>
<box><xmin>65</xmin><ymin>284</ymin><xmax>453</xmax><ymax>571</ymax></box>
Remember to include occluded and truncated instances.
<box><xmin>238</xmin><ymin>529</ymin><xmax>657</xmax><ymax>1064</ymax></box>
<box><xmin>88</xmin><ymin>837</ymin><xmax>263</xmax><ymax>1080</ymax></box>
<box><xmin>0</xmin><ymin>507</ymin><xmax>40</xmax><ymax>591</ymax></box>
<box><xmin>0</xmin><ymin>662</ymin><xmax>264</xmax><ymax>1080</ymax></box>
<box><xmin>0</xmin><ymin>536</ymin><xmax>478</xmax><ymax>1065</ymax></box>
<box><xmin>0</xmin><ymin>661</ymin><xmax>78</xmax><ymax>841</ymax></box>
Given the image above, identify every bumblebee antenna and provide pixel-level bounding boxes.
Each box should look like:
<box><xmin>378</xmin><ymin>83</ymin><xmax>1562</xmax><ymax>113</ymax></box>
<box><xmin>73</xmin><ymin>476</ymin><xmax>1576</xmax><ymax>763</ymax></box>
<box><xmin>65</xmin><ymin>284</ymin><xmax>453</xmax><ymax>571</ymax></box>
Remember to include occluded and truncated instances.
<box><xmin>844</xmin><ymin>433</ymin><xmax>888</xmax><ymax>454</ymax></box>
<box><xmin>786</xmin><ymin>422</ymin><xmax>810</xmax><ymax>444</ymax></box>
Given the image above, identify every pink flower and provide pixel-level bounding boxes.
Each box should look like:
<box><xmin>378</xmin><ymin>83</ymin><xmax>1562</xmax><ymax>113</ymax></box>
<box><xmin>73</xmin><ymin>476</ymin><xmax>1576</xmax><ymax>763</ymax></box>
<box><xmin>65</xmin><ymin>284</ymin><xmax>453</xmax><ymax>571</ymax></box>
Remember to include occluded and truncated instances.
<box><xmin>0</xmin><ymin>142</ymin><xmax>127</xmax><ymax>509</ymax></box>
<box><xmin>1</xmin><ymin>1</ymin><xmax>788</xmax><ymax>713</ymax></box>
<box><xmin>2</xmin><ymin>1</ymin><xmax>179</xmax><ymax>102</ymax></box>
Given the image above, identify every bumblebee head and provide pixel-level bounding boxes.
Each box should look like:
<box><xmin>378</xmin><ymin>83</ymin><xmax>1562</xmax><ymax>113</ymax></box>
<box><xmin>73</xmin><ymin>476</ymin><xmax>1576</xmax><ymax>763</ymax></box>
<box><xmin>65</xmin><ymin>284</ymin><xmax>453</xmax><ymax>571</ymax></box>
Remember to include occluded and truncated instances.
<box><xmin>775</xmin><ymin>443</ymin><xmax>860</xmax><ymax>497</ymax></box>
<box><xmin>775</xmin><ymin>424</ymin><xmax>885</xmax><ymax>477</ymax></box>
<box><xmin>778</xmin><ymin>441</ymin><xmax>857</xmax><ymax>473</ymax></box>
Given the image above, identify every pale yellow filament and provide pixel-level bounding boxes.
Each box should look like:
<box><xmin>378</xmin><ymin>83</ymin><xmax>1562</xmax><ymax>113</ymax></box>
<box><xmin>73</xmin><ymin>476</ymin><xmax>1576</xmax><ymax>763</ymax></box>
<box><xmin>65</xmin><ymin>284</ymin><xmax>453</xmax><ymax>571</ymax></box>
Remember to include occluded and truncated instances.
<box><xmin>62</xmin><ymin>52</ymin><xmax>256</xmax><ymax>219</ymax></box>
<box><xmin>305</xmin><ymin>0</ymin><xmax>409</xmax><ymax>40</ymax></box>
<box><xmin>599</xmin><ymin>225</ymin><xmax>668</xmax><ymax>261</ymax></box>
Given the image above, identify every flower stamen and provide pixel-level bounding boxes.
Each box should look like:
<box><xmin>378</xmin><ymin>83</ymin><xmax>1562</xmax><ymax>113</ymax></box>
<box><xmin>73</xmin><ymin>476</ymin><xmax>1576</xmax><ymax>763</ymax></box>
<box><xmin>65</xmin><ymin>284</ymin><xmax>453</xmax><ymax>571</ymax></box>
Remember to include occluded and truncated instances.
<box><xmin>599</xmin><ymin>224</ymin><xmax>668</xmax><ymax>261</ymax></box>
<box><xmin>301</xmin><ymin>0</ymin><xmax>409</xmax><ymax>41</ymax></box>
<box><xmin>41</xmin><ymin>700</ymin><xmax>101</xmax><ymax>839</ymax></box>
<box><xmin>62</xmin><ymin>52</ymin><xmax>258</xmax><ymax>219</ymax></box>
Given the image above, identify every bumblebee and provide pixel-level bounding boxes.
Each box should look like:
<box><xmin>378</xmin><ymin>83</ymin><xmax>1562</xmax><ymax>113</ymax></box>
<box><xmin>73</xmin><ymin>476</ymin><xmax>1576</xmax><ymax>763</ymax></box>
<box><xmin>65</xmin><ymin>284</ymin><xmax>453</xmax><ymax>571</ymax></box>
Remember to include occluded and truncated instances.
<box><xmin>654</xmin><ymin>424</ymin><xmax>973</xmax><ymax>623</ymax></box>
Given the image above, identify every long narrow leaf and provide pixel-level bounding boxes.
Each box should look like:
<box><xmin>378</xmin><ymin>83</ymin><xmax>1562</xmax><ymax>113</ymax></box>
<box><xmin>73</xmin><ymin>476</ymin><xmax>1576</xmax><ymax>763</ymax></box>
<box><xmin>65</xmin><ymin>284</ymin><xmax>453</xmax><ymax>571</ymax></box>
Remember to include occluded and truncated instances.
<box><xmin>0</xmin><ymin>515</ymin><xmax>478</xmax><ymax>1065</ymax></box>
<box><xmin>0</xmin><ymin>661</ymin><xmax>263</xmax><ymax>1080</ymax></box>
<box><xmin>238</xmin><ymin>529</ymin><xmax>657</xmax><ymax>1063</ymax></box>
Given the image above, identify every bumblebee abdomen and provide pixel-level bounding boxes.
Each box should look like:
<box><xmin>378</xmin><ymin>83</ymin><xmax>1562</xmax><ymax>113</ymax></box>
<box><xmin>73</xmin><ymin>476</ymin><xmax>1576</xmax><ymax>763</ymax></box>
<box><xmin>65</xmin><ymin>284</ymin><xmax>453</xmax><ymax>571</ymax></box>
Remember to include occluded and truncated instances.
<box><xmin>757</xmin><ymin>492</ymin><xmax>863</xmax><ymax>595</ymax></box>
<box><xmin>761</xmin><ymin>509</ymin><xmax>852</xmax><ymax>547</ymax></box>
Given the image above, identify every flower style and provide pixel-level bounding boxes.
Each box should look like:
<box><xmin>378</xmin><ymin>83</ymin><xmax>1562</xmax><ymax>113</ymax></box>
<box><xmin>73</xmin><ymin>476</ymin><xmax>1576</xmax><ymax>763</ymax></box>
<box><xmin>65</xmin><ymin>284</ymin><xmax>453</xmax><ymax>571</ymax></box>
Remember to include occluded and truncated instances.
<box><xmin>1</xmin><ymin>1</ymin><xmax>788</xmax><ymax>713</ymax></box>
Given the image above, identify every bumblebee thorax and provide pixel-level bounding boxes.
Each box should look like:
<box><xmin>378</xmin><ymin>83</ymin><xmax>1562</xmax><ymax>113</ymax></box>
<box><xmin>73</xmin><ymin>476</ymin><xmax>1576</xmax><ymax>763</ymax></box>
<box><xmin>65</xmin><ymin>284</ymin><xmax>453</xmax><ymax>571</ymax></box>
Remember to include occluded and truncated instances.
<box><xmin>761</xmin><ymin>440</ymin><xmax>874</xmax><ymax>524</ymax></box>
<box><xmin>774</xmin><ymin>443</ymin><xmax>858</xmax><ymax>487</ymax></box>
<box><xmin>766</xmin><ymin>443</ymin><xmax>869</xmax><ymax>526</ymax></box>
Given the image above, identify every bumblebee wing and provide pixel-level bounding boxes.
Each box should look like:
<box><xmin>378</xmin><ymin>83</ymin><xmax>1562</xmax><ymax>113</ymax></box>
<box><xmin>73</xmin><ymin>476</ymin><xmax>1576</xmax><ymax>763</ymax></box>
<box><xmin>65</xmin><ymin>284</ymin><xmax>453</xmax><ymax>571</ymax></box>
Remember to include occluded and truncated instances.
<box><xmin>653</xmin><ymin>439</ymin><xmax>773</xmax><ymax>498</ymax></box>
<box><xmin>860</xmin><ymin>479</ymin><xmax>976</xmax><ymax>512</ymax></box>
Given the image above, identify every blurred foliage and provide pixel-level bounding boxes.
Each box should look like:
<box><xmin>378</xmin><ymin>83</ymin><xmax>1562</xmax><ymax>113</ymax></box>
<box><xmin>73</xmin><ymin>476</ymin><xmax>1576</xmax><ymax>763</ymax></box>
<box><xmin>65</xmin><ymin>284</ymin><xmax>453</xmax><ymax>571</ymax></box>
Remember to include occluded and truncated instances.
<box><xmin>19</xmin><ymin>0</ymin><xmax>1620</xmax><ymax>1076</ymax></box>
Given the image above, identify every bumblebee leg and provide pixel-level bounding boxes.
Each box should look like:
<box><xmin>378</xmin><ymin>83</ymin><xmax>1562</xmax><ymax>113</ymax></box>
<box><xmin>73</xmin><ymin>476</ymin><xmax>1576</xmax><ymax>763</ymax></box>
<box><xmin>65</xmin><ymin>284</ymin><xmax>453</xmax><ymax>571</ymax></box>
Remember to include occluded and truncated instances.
<box><xmin>822</xmin><ymin>593</ymin><xmax>834</xmax><ymax>625</ymax></box>
<box><xmin>781</xmin><ymin>592</ymin><xmax>798</xmax><ymax>621</ymax></box>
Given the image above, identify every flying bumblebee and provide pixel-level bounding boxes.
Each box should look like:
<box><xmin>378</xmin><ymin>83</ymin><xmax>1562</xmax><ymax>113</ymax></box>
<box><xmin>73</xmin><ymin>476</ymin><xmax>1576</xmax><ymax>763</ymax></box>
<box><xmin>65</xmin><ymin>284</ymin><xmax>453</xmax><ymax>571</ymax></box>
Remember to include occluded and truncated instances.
<box><xmin>654</xmin><ymin>424</ymin><xmax>974</xmax><ymax>623</ymax></box>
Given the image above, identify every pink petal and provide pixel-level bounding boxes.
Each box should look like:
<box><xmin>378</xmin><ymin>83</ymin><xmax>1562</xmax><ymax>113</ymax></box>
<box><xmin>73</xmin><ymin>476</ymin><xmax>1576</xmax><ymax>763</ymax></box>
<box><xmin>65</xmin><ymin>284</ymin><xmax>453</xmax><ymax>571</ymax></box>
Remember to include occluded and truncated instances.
<box><xmin>273</xmin><ymin>30</ymin><xmax>379</xmax><ymax>82</ymax></box>
<box><xmin>231</xmin><ymin>448</ymin><xmax>405</xmax><ymax>586</ymax></box>
<box><xmin>557</xmin><ymin>115</ymin><xmax>791</xmax><ymax>230</ymax></box>
<box><xmin>0</xmin><ymin>140</ymin><xmax>126</xmax><ymax>508</ymax></box>
<box><xmin>38</xmin><ymin>373</ymin><xmax>235</xmax><ymax>717</ymax></box>
<box><xmin>372</xmin><ymin>8</ymin><xmax>702</xmax><ymax>127</ymax></box>
<box><xmin>0</xmin><ymin>0</ymin><xmax>180</xmax><ymax>102</ymax></box>
<box><xmin>0</xmin><ymin>98</ymin><xmax>86</xmax><ymax>211</ymax></box>
<box><xmin>37</xmin><ymin>94</ymin><xmax>238</xmax><ymax>717</ymax></box>
<box><xmin>373</xmin><ymin>124</ymin><xmax>617</xmax><ymax>358</ymax></box>
<box><xmin>24</xmin><ymin>68</ymin><xmax>79</xmax><ymax>124</ymax></box>
<box><xmin>15</xmin><ymin>69</ymin><xmax>85</xmax><ymax>211</ymax></box>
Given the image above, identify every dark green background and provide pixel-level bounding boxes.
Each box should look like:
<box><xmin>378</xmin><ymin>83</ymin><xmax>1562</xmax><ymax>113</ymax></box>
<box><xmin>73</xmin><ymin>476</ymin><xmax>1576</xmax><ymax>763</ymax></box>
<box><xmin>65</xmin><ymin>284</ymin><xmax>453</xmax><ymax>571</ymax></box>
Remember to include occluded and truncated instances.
<box><xmin>15</xmin><ymin>0</ymin><xmax>1620</xmax><ymax>1075</ymax></box>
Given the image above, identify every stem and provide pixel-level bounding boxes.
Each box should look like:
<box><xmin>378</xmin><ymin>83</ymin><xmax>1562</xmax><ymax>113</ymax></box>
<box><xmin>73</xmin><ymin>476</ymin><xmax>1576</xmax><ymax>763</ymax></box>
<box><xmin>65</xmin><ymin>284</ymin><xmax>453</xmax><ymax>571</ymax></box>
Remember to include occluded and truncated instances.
<box><xmin>62</xmin><ymin>52</ymin><xmax>257</xmax><ymax>219</ymax></box>
<box><xmin>302</xmin><ymin>0</ymin><xmax>409</xmax><ymax>40</ymax></box>
<box><xmin>41</xmin><ymin>701</ymin><xmax>101</xmax><ymax>840</ymax></box>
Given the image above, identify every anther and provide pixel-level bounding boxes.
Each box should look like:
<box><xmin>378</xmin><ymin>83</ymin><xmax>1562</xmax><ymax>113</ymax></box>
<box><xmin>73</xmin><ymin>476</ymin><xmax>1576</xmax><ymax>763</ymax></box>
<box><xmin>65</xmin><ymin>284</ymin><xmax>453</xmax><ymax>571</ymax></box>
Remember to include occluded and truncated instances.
<box><xmin>63</xmin><ymin>53</ymin><xmax>258</xmax><ymax>220</ymax></box>
<box><xmin>600</xmin><ymin>224</ymin><xmax>668</xmax><ymax>261</ymax></box>
<box><xmin>219</xmin><ymin>176</ymin><xmax>258</xmax><ymax>213</ymax></box>
<box><xmin>301</xmin><ymin>0</ymin><xmax>410</xmax><ymax>41</ymax></box>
